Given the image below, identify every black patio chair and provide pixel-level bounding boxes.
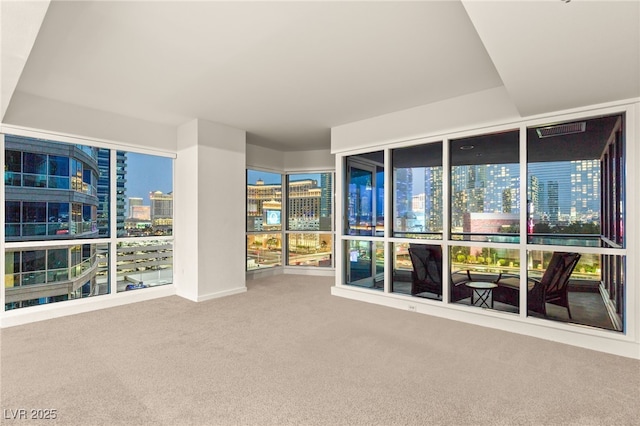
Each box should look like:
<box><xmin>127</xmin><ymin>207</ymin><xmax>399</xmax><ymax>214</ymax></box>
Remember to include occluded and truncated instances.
<box><xmin>408</xmin><ymin>245</ymin><xmax>475</xmax><ymax>298</ymax></box>
<box><xmin>529</xmin><ymin>251</ymin><xmax>581</xmax><ymax>318</ymax></box>
<box><xmin>495</xmin><ymin>251</ymin><xmax>580</xmax><ymax>318</ymax></box>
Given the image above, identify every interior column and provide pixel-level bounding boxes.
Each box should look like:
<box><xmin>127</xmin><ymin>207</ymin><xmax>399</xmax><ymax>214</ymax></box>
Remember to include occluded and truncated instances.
<box><xmin>175</xmin><ymin>119</ymin><xmax>247</xmax><ymax>301</ymax></box>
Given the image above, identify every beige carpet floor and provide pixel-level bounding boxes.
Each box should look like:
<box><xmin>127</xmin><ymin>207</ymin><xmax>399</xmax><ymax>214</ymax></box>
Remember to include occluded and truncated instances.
<box><xmin>1</xmin><ymin>274</ymin><xmax>639</xmax><ymax>425</ymax></box>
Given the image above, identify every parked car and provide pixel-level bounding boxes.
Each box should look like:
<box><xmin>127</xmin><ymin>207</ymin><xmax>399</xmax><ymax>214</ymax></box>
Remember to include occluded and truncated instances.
<box><xmin>125</xmin><ymin>283</ymin><xmax>148</xmax><ymax>291</ymax></box>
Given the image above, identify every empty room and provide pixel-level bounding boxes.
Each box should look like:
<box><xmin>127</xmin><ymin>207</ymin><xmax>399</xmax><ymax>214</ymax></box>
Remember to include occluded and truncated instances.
<box><xmin>2</xmin><ymin>1</ymin><xmax>639</xmax><ymax>425</ymax></box>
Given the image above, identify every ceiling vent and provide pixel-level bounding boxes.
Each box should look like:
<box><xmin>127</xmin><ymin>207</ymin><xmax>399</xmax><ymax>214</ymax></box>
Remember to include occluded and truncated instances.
<box><xmin>536</xmin><ymin>122</ymin><xmax>586</xmax><ymax>138</ymax></box>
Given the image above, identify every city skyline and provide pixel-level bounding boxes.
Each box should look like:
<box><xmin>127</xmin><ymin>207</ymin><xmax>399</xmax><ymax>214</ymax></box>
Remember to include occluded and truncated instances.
<box><xmin>125</xmin><ymin>152</ymin><xmax>173</xmax><ymax>205</ymax></box>
<box><xmin>392</xmin><ymin>159</ymin><xmax>601</xmax><ymax>235</ymax></box>
<box><xmin>405</xmin><ymin>162</ymin><xmax>594</xmax><ymax>214</ymax></box>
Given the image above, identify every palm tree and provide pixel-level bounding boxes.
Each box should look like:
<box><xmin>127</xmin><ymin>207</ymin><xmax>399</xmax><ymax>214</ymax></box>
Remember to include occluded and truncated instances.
<box><xmin>266</xmin><ymin>237</ymin><xmax>278</xmax><ymax>250</ymax></box>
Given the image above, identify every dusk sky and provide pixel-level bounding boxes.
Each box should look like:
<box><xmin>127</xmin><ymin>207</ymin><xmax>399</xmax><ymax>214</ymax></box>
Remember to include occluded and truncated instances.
<box><xmin>125</xmin><ymin>152</ymin><xmax>173</xmax><ymax>205</ymax></box>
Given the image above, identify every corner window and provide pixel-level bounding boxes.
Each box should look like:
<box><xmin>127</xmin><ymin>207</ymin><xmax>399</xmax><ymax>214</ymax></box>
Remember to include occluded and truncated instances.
<box><xmin>246</xmin><ymin>169</ymin><xmax>334</xmax><ymax>270</ymax></box>
<box><xmin>339</xmin><ymin>111</ymin><xmax>626</xmax><ymax>333</ymax></box>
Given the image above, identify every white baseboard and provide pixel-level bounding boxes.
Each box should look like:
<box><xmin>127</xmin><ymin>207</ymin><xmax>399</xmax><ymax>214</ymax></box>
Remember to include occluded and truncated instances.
<box><xmin>1</xmin><ymin>285</ymin><xmax>176</xmax><ymax>328</ymax></box>
<box><xmin>196</xmin><ymin>286</ymin><xmax>247</xmax><ymax>302</ymax></box>
<box><xmin>246</xmin><ymin>266</ymin><xmax>335</xmax><ymax>280</ymax></box>
<box><xmin>284</xmin><ymin>267</ymin><xmax>335</xmax><ymax>277</ymax></box>
<box><xmin>246</xmin><ymin>267</ymin><xmax>283</xmax><ymax>280</ymax></box>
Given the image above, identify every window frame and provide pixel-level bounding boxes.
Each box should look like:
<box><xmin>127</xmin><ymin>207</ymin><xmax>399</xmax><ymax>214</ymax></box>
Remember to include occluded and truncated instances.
<box><xmin>1</xmin><ymin>129</ymin><xmax>176</xmax><ymax>311</ymax></box>
<box><xmin>246</xmin><ymin>168</ymin><xmax>335</xmax><ymax>272</ymax></box>
<box><xmin>337</xmin><ymin>105</ymin><xmax>632</xmax><ymax>339</ymax></box>
<box><xmin>285</xmin><ymin>172</ymin><xmax>334</xmax><ymax>268</ymax></box>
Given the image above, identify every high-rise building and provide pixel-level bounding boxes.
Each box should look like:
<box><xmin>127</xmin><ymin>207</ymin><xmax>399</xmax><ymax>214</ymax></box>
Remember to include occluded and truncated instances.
<box><xmin>128</xmin><ymin>197</ymin><xmax>143</xmax><ymax>218</ymax></box>
<box><xmin>150</xmin><ymin>191</ymin><xmax>173</xmax><ymax>230</ymax></box>
<box><xmin>4</xmin><ymin>136</ymin><xmax>106</xmax><ymax>309</ymax></box>
<box><xmin>247</xmin><ymin>179</ymin><xmax>282</xmax><ymax>214</ymax></box>
<box><xmin>320</xmin><ymin>173</ymin><xmax>333</xmax><ymax>218</ymax></box>
<box><xmin>548</xmin><ymin>181</ymin><xmax>560</xmax><ymax>224</ymax></box>
<box><xmin>97</xmin><ymin>148</ymin><xmax>110</xmax><ymax>236</ymax></box>
<box><xmin>116</xmin><ymin>151</ymin><xmax>127</xmax><ymax>236</ymax></box>
<box><xmin>502</xmin><ymin>189</ymin><xmax>513</xmax><ymax>213</ymax></box>
<box><xmin>247</xmin><ymin>178</ymin><xmax>282</xmax><ymax>231</ymax></box>
<box><xmin>288</xmin><ymin>179</ymin><xmax>321</xmax><ymax>229</ymax></box>
<box><xmin>425</xmin><ymin>167</ymin><xmax>443</xmax><ymax>232</ymax></box>
<box><xmin>412</xmin><ymin>193</ymin><xmax>425</xmax><ymax>211</ymax></box>
<box><xmin>131</xmin><ymin>205</ymin><xmax>151</xmax><ymax>220</ymax></box>
<box><xmin>529</xmin><ymin>175</ymin><xmax>540</xmax><ymax>217</ymax></box>
<box><xmin>320</xmin><ymin>173</ymin><xmax>333</xmax><ymax>230</ymax></box>
<box><xmin>395</xmin><ymin>168</ymin><xmax>413</xmax><ymax>219</ymax></box>
<box><xmin>571</xmin><ymin>159</ymin><xmax>600</xmax><ymax>223</ymax></box>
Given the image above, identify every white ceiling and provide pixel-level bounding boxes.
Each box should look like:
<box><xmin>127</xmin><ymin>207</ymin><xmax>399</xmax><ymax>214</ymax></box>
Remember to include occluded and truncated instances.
<box><xmin>2</xmin><ymin>0</ymin><xmax>639</xmax><ymax>151</ymax></box>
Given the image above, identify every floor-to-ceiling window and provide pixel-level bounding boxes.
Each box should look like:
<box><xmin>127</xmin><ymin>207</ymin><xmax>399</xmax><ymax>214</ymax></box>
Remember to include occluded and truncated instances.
<box><xmin>523</xmin><ymin>115</ymin><xmax>625</xmax><ymax>329</ymax></box>
<box><xmin>3</xmin><ymin>133</ymin><xmax>174</xmax><ymax>310</ymax></box>
<box><xmin>391</xmin><ymin>142</ymin><xmax>443</xmax><ymax>299</ymax></box>
<box><xmin>116</xmin><ymin>151</ymin><xmax>174</xmax><ymax>292</ymax></box>
<box><xmin>246</xmin><ymin>169</ymin><xmax>334</xmax><ymax>271</ymax></box>
<box><xmin>448</xmin><ymin>130</ymin><xmax>521</xmax><ymax>313</ymax></box>
<box><xmin>286</xmin><ymin>172</ymin><xmax>333</xmax><ymax>268</ymax></box>
<box><xmin>339</xmin><ymin>111</ymin><xmax>626</xmax><ymax>333</ymax></box>
<box><xmin>246</xmin><ymin>170</ymin><xmax>283</xmax><ymax>270</ymax></box>
<box><xmin>344</xmin><ymin>151</ymin><xmax>384</xmax><ymax>289</ymax></box>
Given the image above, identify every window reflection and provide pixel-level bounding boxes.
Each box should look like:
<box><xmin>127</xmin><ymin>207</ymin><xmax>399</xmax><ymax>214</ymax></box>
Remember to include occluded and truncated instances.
<box><xmin>345</xmin><ymin>240</ymin><xmax>383</xmax><ymax>290</ymax></box>
<box><xmin>345</xmin><ymin>152</ymin><xmax>384</xmax><ymax>237</ymax></box>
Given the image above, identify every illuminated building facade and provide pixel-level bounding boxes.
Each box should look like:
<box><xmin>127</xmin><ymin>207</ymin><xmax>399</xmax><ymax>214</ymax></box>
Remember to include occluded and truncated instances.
<box><xmin>150</xmin><ymin>191</ymin><xmax>173</xmax><ymax>230</ymax></box>
<box><xmin>4</xmin><ymin>135</ymin><xmax>107</xmax><ymax>309</ymax></box>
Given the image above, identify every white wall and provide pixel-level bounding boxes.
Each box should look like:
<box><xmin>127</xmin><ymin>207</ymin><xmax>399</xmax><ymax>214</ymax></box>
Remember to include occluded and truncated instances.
<box><xmin>246</xmin><ymin>144</ymin><xmax>285</xmax><ymax>171</ymax></box>
<box><xmin>284</xmin><ymin>149</ymin><xmax>333</xmax><ymax>171</ymax></box>
<box><xmin>247</xmin><ymin>144</ymin><xmax>334</xmax><ymax>172</ymax></box>
<box><xmin>175</xmin><ymin>120</ymin><xmax>200</xmax><ymax>301</ymax></box>
<box><xmin>197</xmin><ymin>120</ymin><xmax>247</xmax><ymax>299</ymax></box>
<box><xmin>0</xmin><ymin>1</ymin><xmax>50</xmax><ymax>120</ymax></box>
<box><xmin>3</xmin><ymin>92</ymin><xmax>176</xmax><ymax>152</ymax></box>
<box><xmin>175</xmin><ymin>119</ymin><xmax>247</xmax><ymax>302</ymax></box>
<box><xmin>331</xmin><ymin>86</ymin><xmax>520</xmax><ymax>153</ymax></box>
